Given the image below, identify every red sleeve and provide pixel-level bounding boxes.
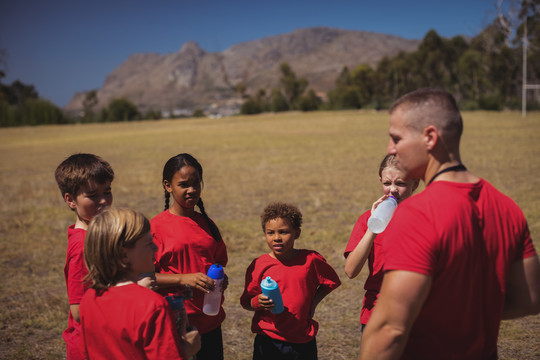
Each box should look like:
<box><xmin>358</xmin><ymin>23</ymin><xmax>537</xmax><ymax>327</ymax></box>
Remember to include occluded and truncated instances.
<box><xmin>383</xmin><ymin>205</ymin><xmax>439</xmax><ymax>276</ymax></box>
<box><xmin>344</xmin><ymin>211</ymin><xmax>370</xmax><ymax>258</ymax></box>
<box><xmin>66</xmin><ymin>234</ymin><xmax>88</xmax><ymax>304</ymax></box>
<box><xmin>143</xmin><ymin>300</ymin><xmax>186</xmax><ymax>360</ymax></box>
<box><xmin>312</xmin><ymin>252</ymin><xmax>341</xmax><ymax>291</ymax></box>
<box><xmin>240</xmin><ymin>259</ymin><xmax>260</xmax><ymax>309</ymax></box>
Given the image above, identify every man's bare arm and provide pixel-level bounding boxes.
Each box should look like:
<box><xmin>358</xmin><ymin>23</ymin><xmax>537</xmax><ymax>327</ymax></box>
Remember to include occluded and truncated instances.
<box><xmin>503</xmin><ymin>255</ymin><xmax>540</xmax><ymax>319</ymax></box>
<box><xmin>359</xmin><ymin>270</ymin><xmax>432</xmax><ymax>360</ymax></box>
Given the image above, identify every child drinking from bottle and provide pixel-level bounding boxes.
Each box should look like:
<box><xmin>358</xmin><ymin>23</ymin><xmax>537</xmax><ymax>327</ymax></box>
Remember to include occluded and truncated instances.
<box><xmin>79</xmin><ymin>207</ymin><xmax>200</xmax><ymax>359</ymax></box>
<box><xmin>151</xmin><ymin>153</ymin><xmax>228</xmax><ymax>360</ymax></box>
<box><xmin>240</xmin><ymin>202</ymin><xmax>341</xmax><ymax>360</ymax></box>
<box><xmin>343</xmin><ymin>154</ymin><xmax>419</xmax><ymax>332</ymax></box>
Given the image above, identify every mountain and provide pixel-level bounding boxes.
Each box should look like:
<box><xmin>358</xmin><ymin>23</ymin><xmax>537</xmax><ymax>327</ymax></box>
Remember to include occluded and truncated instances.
<box><xmin>65</xmin><ymin>27</ymin><xmax>420</xmax><ymax>115</ymax></box>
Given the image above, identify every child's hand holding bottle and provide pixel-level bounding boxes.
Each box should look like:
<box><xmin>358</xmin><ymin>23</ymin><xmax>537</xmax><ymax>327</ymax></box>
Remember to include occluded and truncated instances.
<box><xmin>137</xmin><ymin>272</ymin><xmax>157</xmax><ymax>291</ymax></box>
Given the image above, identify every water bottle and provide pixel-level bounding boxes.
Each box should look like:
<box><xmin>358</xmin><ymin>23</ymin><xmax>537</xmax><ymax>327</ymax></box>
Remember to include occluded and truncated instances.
<box><xmin>165</xmin><ymin>295</ymin><xmax>187</xmax><ymax>337</ymax></box>
<box><xmin>260</xmin><ymin>276</ymin><xmax>284</xmax><ymax>314</ymax></box>
<box><xmin>367</xmin><ymin>195</ymin><xmax>398</xmax><ymax>234</ymax></box>
<box><xmin>203</xmin><ymin>264</ymin><xmax>224</xmax><ymax>316</ymax></box>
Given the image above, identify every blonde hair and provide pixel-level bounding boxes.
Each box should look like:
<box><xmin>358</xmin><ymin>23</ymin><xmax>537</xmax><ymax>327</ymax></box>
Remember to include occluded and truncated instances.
<box><xmin>84</xmin><ymin>207</ymin><xmax>150</xmax><ymax>290</ymax></box>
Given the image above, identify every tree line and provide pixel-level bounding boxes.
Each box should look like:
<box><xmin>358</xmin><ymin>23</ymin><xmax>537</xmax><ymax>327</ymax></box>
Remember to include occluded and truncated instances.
<box><xmin>1</xmin><ymin>0</ymin><xmax>538</xmax><ymax>126</ymax></box>
<box><xmin>242</xmin><ymin>0</ymin><xmax>540</xmax><ymax>113</ymax></box>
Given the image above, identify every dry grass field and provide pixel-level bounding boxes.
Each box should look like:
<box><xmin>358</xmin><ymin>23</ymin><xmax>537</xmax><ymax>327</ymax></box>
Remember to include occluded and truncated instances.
<box><xmin>0</xmin><ymin>110</ymin><xmax>539</xmax><ymax>359</ymax></box>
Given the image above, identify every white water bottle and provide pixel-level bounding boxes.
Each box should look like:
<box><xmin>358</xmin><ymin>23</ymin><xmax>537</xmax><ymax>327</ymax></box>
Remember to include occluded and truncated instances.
<box><xmin>367</xmin><ymin>196</ymin><xmax>398</xmax><ymax>234</ymax></box>
<box><xmin>203</xmin><ymin>264</ymin><xmax>224</xmax><ymax>316</ymax></box>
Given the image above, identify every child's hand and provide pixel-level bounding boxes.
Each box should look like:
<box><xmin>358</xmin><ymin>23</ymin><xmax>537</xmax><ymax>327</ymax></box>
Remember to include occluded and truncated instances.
<box><xmin>137</xmin><ymin>272</ymin><xmax>157</xmax><ymax>291</ymax></box>
<box><xmin>371</xmin><ymin>194</ymin><xmax>389</xmax><ymax>213</ymax></box>
<box><xmin>181</xmin><ymin>273</ymin><xmax>216</xmax><ymax>293</ymax></box>
<box><xmin>257</xmin><ymin>293</ymin><xmax>275</xmax><ymax>311</ymax></box>
<box><xmin>181</xmin><ymin>328</ymin><xmax>201</xmax><ymax>357</ymax></box>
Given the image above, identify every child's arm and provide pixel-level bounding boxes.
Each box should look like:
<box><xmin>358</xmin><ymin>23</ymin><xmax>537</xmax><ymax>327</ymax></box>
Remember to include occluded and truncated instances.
<box><xmin>70</xmin><ymin>304</ymin><xmax>80</xmax><ymax>322</ymax></box>
<box><xmin>181</xmin><ymin>328</ymin><xmax>202</xmax><ymax>357</ymax></box>
<box><xmin>242</xmin><ymin>293</ymin><xmax>275</xmax><ymax>312</ymax></box>
<box><xmin>155</xmin><ymin>272</ymin><xmax>216</xmax><ymax>293</ymax></box>
<box><xmin>344</xmin><ymin>195</ymin><xmax>387</xmax><ymax>279</ymax></box>
<box><xmin>310</xmin><ymin>286</ymin><xmax>333</xmax><ymax>318</ymax></box>
<box><xmin>344</xmin><ymin>230</ymin><xmax>376</xmax><ymax>279</ymax></box>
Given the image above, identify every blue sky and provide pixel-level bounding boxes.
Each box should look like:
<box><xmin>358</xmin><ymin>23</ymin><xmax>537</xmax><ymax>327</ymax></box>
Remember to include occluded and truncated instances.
<box><xmin>0</xmin><ymin>0</ymin><xmax>499</xmax><ymax>107</ymax></box>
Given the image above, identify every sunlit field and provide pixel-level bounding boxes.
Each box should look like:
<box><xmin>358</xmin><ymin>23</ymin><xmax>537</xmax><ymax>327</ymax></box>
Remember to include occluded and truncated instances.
<box><xmin>0</xmin><ymin>110</ymin><xmax>539</xmax><ymax>359</ymax></box>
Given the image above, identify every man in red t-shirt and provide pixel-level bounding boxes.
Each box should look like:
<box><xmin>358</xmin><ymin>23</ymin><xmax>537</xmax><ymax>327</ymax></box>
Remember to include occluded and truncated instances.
<box><xmin>359</xmin><ymin>88</ymin><xmax>540</xmax><ymax>360</ymax></box>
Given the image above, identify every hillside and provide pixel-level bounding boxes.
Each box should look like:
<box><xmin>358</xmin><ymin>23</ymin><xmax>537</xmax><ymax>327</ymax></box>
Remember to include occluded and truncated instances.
<box><xmin>65</xmin><ymin>27</ymin><xmax>420</xmax><ymax>115</ymax></box>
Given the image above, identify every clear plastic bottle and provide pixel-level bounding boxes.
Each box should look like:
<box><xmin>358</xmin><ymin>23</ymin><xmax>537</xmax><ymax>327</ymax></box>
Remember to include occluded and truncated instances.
<box><xmin>367</xmin><ymin>195</ymin><xmax>398</xmax><ymax>234</ymax></box>
<box><xmin>260</xmin><ymin>276</ymin><xmax>284</xmax><ymax>314</ymax></box>
<box><xmin>202</xmin><ymin>264</ymin><xmax>224</xmax><ymax>316</ymax></box>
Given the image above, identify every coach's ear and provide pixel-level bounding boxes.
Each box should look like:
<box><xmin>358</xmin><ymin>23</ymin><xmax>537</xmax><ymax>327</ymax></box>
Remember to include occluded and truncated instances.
<box><xmin>423</xmin><ymin>125</ymin><xmax>439</xmax><ymax>151</ymax></box>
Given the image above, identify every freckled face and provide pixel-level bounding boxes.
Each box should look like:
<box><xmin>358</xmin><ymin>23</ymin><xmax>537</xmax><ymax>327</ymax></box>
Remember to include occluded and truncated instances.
<box><xmin>265</xmin><ymin>217</ymin><xmax>300</xmax><ymax>261</ymax></box>
<box><xmin>380</xmin><ymin>167</ymin><xmax>416</xmax><ymax>203</ymax></box>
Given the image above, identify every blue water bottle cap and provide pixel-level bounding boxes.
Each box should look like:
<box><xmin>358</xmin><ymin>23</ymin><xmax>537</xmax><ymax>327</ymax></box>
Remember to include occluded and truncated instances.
<box><xmin>207</xmin><ymin>264</ymin><xmax>224</xmax><ymax>280</ymax></box>
<box><xmin>261</xmin><ymin>276</ymin><xmax>277</xmax><ymax>290</ymax></box>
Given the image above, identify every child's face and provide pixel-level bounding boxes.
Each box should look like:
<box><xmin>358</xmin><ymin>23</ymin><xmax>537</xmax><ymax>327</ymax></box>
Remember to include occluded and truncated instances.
<box><xmin>380</xmin><ymin>167</ymin><xmax>416</xmax><ymax>203</ymax></box>
<box><xmin>164</xmin><ymin>166</ymin><xmax>202</xmax><ymax>213</ymax></box>
<box><xmin>66</xmin><ymin>179</ymin><xmax>113</xmax><ymax>227</ymax></box>
<box><xmin>265</xmin><ymin>217</ymin><xmax>300</xmax><ymax>261</ymax></box>
<box><xmin>123</xmin><ymin>231</ymin><xmax>157</xmax><ymax>279</ymax></box>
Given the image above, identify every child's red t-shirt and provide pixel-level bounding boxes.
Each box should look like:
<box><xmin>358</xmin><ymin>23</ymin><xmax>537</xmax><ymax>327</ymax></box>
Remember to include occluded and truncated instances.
<box><xmin>240</xmin><ymin>250</ymin><xmax>341</xmax><ymax>343</ymax></box>
<box><xmin>80</xmin><ymin>283</ymin><xmax>186</xmax><ymax>360</ymax></box>
<box><xmin>63</xmin><ymin>225</ymin><xmax>88</xmax><ymax>360</ymax></box>
<box><xmin>151</xmin><ymin>210</ymin><xmax>228</xmax><ymax>335</ymax></box>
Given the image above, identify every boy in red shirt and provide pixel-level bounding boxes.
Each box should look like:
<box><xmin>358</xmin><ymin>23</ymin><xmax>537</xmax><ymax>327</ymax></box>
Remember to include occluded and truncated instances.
<box><xmin>54</xmin><ymin>153</ymin><xmax>114</xmax><ymax>360</ymax></box>
<box><xmin>240</xmin><ymin>202</ymin><xmax>341</xmax><ymax>359</ymax></box>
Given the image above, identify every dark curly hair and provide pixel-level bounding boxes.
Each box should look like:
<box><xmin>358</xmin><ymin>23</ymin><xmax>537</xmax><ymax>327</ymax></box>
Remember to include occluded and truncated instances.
<box><xmin>260</xmin><ymin>202</ymin><xmax>303</xmax><ymax>232</ymax></box>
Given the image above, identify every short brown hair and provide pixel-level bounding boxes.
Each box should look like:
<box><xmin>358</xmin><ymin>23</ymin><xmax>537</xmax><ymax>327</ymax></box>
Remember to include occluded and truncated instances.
<box><xmin>261</xmin><ymin>202</ymin><xmax>303</xmax><ymax>232</ymax></box>
<box><xmin>390</xmin><ymin>87</ymin><xmax>463</xmax><ymax>147</ymax></box>
<box><xmin>84</xmin><ymin>207</ymin><xmax>150</xmax><ymax>290</ymax></box>
<box><xmin>54</xmin><ymin>153</ymin><xmax>114</xmax><ymax>197</ymax></box>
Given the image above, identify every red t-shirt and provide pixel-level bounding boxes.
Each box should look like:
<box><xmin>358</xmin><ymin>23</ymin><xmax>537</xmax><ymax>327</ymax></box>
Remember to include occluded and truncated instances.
<box><xmin>80</xmin><ymin>283</ymin><xmax>186</xmax><ymax>360</ymax></box>
<box><xmin>344</xmin><ymin>210</ymin><xmax>384</xmax><ymax>325</ymax></box>
<box><xmin>63</xmin><ymin>225</ymin><xmax>88</xmax><ymax>360</ymax></box>
<box><xmin>384</xmin><ymin>179</ymin><xmax>537</xmax><ymax>359</ymax></box>
<box><xmin>151</xmin><ymin>210</ymin><xmax>228</xmax><ymax>334</ymax></box>
<box><xmin>240</xmin><ymin>250</ymin><xmax>341</xmax><ymax>343</ymax></box>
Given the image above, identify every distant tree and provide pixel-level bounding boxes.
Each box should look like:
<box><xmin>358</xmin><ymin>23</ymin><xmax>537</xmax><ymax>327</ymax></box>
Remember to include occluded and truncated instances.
<box><xmin>192</xmin><ymin>108</ymin><xmax>205</xmax><ymax>117</ymax></box>
<box><xmin>102</xmin><ymin>98</ymin><xmax>140</xmax><ymax>122</ymax></box>
<box><xmin>240</xmin><ymin>96</ymin><xmax>263</xmax><ymax>114</ymax></box>
<box><xmin>279</xmin><ymin>62</ymin><xmax>308</xmax><ymax>109</ymax></box>
<box><xmin>351</xmin><ymin>64</ymin><xmax>376</xmax><ymax>107</ymax></box>
<box><xmin>82</xmin><ymin>90</ymin><xmax>98</xmax><ymax>122</ymax></box>
<box><xmin>298</xmin><ymin>89</ymin><xmax>322</xmax><ymax>111</ymax></box>
<box><xmin>143</xmin><ymin>108</ymin><xmax>162</xmax><ymax>120</ymax></box>
<box><xmin>235</xmin><ymin>82</ymin><xmax>247</xmax><ymax>98</ymax></box>
<box><xmin>270</xmin><ymin>88</ymin><xmax>289</xmax><ymax>112</ymax></box>
<box><xmin>0</xmin><ymin>80</ymin><xmax>38</xmax><ymax>105</ymax></box>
